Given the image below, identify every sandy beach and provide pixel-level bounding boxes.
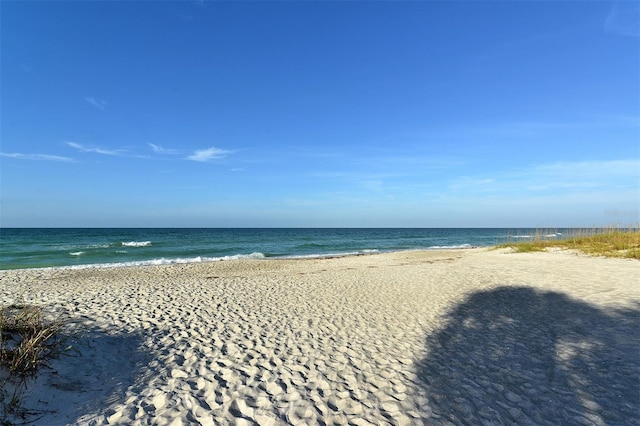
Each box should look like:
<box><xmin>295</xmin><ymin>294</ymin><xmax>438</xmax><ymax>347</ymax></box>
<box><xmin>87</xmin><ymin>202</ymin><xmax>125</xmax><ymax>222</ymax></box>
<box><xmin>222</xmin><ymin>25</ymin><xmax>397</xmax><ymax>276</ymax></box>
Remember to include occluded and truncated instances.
<box><xmin>1</xmin><ymin>248</ymin><xmax>638</xmax><ymax>425</ymax></box>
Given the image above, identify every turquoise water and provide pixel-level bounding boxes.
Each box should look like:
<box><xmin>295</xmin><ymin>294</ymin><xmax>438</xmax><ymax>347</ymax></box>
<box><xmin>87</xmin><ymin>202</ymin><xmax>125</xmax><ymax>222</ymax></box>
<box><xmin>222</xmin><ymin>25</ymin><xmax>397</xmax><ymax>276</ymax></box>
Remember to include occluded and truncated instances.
<box><xmin>0</xmin><ymin>228</ymin><xmax>555</xmax><ymax>270</ymax></box>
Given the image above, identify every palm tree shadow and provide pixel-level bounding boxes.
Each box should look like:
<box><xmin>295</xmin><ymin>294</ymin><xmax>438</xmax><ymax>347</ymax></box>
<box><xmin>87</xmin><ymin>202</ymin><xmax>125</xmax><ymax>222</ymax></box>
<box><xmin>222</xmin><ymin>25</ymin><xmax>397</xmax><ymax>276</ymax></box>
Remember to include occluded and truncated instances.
<box><xmin>417</xmin><ymin>286</ymin><xmax>640</xmax><ymax>425</ymax></box>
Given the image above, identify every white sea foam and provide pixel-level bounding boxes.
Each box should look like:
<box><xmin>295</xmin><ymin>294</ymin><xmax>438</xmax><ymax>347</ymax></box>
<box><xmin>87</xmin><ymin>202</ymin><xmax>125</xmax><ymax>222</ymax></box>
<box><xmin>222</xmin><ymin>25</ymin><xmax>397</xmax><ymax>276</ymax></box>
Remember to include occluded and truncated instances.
<box><xmin>52</xmin><ymin>252</ymin><xmax>266</xmax><ymax>270</ymax></box>
<box><xmin>512</xmin><ymin>233</ymin><xmax>562</xmax><ymax>239</ymax></box>
<box><xmin>69</xmin><ymin>252</ymin><xmax>84</xmax><ymax>256</ymax></box>
<box><xmin>285</xmin><ymin>249</ymin><xmax>380</xmax><ymax>260</ymax></box>
<box><xmin>58</xmin><ymin>244</ymin><xmax>109</xmax><ymax>251</ymax></box>
<box><xmin>428</xmin><ymin>244</ymin><xmax>474</xmax><ymax>249</ymax></box>
<box><xmin>219</xmin><ymin>252</ymin><xmax>266</xmax><ymax>261</ymax></box>
<box><xmin>121</xmin><ymin>241</ymin><xmax>152</xmax><ymax>247</ymax></box>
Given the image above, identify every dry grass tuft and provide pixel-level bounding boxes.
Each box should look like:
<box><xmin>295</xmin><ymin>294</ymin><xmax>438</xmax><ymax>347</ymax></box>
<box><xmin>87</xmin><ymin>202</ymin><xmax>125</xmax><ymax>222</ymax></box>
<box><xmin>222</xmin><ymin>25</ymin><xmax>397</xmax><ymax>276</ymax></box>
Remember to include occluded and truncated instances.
<box><xmin>497</xmin><ymin>226</ymin><xmax>640</xmax><ymax>259</ymax></box>
<box><xmin>1</xmin><ymin>305</ymin><xmax>64</xmax><ymax>376</ymax></box>
<box><xmin>1</xmin><ymin>304</ymin><xmax>66</xmax><ymax>424</ymax></box>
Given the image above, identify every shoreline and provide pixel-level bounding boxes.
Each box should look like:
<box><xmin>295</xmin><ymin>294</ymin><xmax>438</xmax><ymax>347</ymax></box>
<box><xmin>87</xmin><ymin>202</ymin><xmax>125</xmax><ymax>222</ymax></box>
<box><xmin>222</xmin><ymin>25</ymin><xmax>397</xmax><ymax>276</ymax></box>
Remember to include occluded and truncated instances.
<box><xmin>0</xmin><ymin>227</ymin><xmax>531</xmax><ymax>272</ymax></box>
<box><xmin>1</xmin><ymin>249</ymin><xmax>638</xmax><ymax>425</ymax></box>
<box><xmin>0</xmin><ymin>245</ymin><xmax>481</xmax><ymax>272</ymax></box>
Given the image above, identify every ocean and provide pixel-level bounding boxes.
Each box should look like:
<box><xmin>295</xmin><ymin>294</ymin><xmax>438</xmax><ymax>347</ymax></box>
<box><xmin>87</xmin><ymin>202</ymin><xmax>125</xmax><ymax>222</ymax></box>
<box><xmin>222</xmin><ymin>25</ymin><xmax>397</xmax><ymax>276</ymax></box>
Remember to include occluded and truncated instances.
<box><xmin>0</xmin><ymin>228</ymin><xmax>561</xmax><ymax>270</ymax></box>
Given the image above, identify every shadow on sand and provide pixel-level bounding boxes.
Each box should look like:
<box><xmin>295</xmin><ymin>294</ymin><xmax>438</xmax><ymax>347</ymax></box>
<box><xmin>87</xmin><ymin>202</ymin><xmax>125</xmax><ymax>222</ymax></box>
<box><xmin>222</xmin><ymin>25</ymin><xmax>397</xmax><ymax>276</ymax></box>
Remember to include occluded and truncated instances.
<box><xmin>10</xmin><ymin>320</ymin><xmax>159</xmax><ymax>425</ymax></box>
<box><xmin>417</xmin><ymin>286</ymin><xmax>640</xmax><ymax>425</ymax></box>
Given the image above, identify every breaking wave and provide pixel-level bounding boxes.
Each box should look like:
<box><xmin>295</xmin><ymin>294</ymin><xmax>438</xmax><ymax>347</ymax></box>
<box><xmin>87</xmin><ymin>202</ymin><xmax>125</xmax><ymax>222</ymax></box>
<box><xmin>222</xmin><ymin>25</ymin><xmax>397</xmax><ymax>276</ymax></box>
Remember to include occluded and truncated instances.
<box><xmin>55</xmin><ymin>252</ymin><xmax>266</xmax><ymax>270</ymax></box>
<box><xmin>121</xmin><ymin>241</ymin><xmax>152</xmax><ymax>247</ymax></box>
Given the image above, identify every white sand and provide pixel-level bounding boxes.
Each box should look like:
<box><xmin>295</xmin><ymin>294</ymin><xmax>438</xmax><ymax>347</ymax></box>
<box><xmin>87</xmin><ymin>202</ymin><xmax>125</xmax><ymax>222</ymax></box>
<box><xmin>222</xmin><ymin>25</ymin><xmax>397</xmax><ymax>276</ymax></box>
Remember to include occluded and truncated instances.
<box><xmin>1</xmin><ymin>249</ymin><xmax>638</xmax><ymax>425</ymax></box>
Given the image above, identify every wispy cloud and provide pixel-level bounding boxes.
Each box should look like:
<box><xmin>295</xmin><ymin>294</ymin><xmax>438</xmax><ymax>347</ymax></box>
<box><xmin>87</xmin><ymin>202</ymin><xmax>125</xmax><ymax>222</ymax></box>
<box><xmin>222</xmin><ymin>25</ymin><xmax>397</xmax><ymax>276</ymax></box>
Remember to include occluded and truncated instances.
<box><xmin>605</xmin><ymin>1</ymin><xmax>640</xmax><ymax>38</ymax></box>
<box><xmin>66</xmin><ymin>141</ymin><xmax>126</xmax><ymax>156</ymax></box>
<box><xmin>449</xmin><ymin>159</ymin><xmax>640</xmax><ymax>194</ymax></box>
<box><xmin>419</xmin><ymin>116</ymin><xmax>640</xmax><ymax>143</ymax></box>
<box><xmin>532</xmin><ymin>159</ymin><xmax>639</xmax><ymax>179</ymax></box>
<box><xmin>187</xmin><ymin>147</ymin><xmax>233</xmax><ymax>162</ymax></box>
<box><xmin>148</xmin><ymin>143</ymin><xmax>180</xmax><ymax>155</ymax></box>
<box><xmin>0</xmin><ymin>152</ymin><xmax>74</xmax><ymax>162</ymax></box>
<box><xmin>85</xmin><ymin>96</ymin><xmax>107</xmax><ymax>111</ymax></box>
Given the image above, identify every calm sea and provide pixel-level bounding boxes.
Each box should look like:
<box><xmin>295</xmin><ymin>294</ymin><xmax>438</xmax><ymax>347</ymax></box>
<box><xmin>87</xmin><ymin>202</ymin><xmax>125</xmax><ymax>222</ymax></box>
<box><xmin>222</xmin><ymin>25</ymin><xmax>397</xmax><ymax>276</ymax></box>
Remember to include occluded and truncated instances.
<box><xmin>0</xmin><ymin>228</ymin><xmax>560</xmax><ymax>270</ymax></box>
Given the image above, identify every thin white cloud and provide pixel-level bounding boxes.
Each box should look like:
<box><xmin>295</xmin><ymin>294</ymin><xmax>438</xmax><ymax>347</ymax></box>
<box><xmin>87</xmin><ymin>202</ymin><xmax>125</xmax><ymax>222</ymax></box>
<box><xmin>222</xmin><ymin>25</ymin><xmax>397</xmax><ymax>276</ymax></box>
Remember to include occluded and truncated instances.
<box><xmin>449</xmin><ymin>159</ymin><xmax>640</xmax><ymax>194</ymax></box>
<box><xmin>187</xmin><ymin>147</ymin><xmax>233</xmax><ymax>162</ymax></box>
<box><xmin>67</xmin><ymin>141</ymin><xmax>126</xmax><ymax>156</ymax></box>
<box><xmin>605</xmin><ymin>1</ymin><xmax>640</xmax><ymax>38</ymax></box>
<box><xmin>0</xmin><ymin>152</ymin><xmax>74</xmax><ymax>162</ymax></box>
<box><xmin>420</xmin><ymin>116</ymin><xmax>640</xmax><ymax>143</ymax></box>
<box><xmin>533</xmin><ymin>159</ymin><xmax>640</xmax><ymax>178</ymax></box>
<box><xmin>85</xmin><ymin>97</ymin><xmax>107</xmax><ymax>110</ymax></box>
<box><xmin>148</xmin><ymin>143</ymin><xmax>180</xmax><ymax>155</ymax></box>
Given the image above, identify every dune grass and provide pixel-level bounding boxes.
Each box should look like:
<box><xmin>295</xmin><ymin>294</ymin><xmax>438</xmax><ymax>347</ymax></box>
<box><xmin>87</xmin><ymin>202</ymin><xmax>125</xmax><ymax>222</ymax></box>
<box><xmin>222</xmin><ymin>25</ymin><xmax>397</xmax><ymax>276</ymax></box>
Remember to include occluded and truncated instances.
<box><xmin>497</xmin><ymin>226</ymin><xmax>640</xmax><ymax>259</ymax></box>
<box><xmin>1</xmin><ymin>305</ymin><xmax>64</xmax><ymax>376</ymax></box>
<box><xmin>1</xmin><ymin>304</ymin><xmax>66</xmax><ymax>424</ymax></box>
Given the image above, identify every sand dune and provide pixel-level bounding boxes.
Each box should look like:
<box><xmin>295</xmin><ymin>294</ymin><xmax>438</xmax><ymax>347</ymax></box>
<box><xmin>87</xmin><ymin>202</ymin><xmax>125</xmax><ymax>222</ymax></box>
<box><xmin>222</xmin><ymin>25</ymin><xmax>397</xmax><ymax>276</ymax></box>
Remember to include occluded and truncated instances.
<box><xmin>1</xmin><ymin>249</ymin><xmax>638</xmax><ymax>425</ymax></box>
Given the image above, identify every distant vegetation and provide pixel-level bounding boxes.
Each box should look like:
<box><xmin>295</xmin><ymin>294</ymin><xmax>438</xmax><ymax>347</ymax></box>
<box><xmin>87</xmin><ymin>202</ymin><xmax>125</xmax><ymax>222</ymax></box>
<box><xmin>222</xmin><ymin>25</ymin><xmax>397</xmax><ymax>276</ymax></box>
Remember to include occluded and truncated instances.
<box><xmin>496</xmin><ymin>226</ymin><xmax>640</xmax><ymax>260</ymax></box>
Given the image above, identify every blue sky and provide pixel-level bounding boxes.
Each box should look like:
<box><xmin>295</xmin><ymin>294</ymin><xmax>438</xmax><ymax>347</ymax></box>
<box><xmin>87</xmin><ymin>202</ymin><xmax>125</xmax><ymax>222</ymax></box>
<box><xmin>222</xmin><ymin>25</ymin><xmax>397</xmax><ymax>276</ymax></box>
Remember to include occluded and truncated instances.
<box><xmin>1</xmin><ymin>1</ymin><xmax>638</xmax><ymax>227</ymax></box>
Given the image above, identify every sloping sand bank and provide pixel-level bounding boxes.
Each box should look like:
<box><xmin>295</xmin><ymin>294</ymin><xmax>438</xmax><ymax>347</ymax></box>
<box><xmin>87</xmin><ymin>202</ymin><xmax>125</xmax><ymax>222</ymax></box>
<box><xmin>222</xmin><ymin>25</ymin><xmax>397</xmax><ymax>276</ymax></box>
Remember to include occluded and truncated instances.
<box><xmin>1</xmin><ymin>249</ymin><xmax>638</xmax><ymax>425</ymax></box>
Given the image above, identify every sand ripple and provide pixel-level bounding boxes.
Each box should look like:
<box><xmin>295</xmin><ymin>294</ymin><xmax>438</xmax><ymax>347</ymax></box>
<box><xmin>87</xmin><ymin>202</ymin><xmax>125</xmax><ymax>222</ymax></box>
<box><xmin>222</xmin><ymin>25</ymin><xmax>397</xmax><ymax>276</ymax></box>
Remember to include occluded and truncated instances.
<box><xmin>1</xmin><ymin>249</ymin><xmax>638</xmax><ymax>425</ymax></box>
